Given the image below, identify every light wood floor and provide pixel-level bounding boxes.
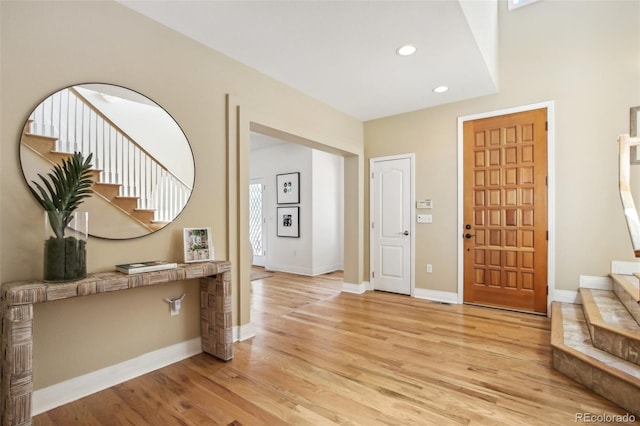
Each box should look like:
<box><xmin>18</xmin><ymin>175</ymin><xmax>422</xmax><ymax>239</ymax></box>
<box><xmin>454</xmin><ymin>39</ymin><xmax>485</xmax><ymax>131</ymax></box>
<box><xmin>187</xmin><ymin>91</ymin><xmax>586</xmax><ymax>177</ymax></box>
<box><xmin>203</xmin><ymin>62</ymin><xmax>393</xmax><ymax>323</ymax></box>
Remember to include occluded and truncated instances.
<box><xmin>35</xmin><ymin>271</ymin><xmax>636</xmax><ymax>425</ymax></box>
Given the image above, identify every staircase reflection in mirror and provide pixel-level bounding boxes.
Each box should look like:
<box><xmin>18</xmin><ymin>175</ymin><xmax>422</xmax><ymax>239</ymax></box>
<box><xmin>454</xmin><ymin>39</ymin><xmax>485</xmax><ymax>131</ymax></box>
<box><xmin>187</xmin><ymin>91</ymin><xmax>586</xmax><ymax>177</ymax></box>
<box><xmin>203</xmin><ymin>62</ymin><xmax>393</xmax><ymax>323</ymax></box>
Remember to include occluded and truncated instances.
<box><xmin>20</xmin><ymin>83</ymin><xmax>195</xmax><ymax>239</ymax></box>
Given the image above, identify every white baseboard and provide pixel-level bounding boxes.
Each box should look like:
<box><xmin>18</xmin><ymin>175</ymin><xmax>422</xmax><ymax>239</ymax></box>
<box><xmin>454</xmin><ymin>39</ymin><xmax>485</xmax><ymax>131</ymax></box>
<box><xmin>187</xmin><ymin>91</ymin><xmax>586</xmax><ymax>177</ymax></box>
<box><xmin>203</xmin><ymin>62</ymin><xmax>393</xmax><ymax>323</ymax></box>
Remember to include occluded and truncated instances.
<box><xmin>342</xmin><ymin>281</ymin><xmax>367</xmax><ymax>294</ymax></box>
<box><xmin>311</xmin><ymin>264</ymin><xmax>344</xmax><ymax>276</ymax></box>
<box><xmin>579</xmin><ymin>275</ymin><xmax>612</xmax><ymax>290</ymax></box>
<box><xmin>611</xmin><ymin>260</ymin><xmax>640</xmax><ymax>275</ymax></box>
<box><xmin>266</xmin><ymin>263</ymin><xmax>313</xmax><ymax>276</ymax></box>
<box><xmin>234</xmin><ymin>322</ymin><xmax>255</xmax><ymax>341</ymax></box>
<box><xmin>549</xmin><ymin>275</ymin><xmax>612</xmax><ymax>305</ymax></box>
<box><xmin>552</xmin><ymin>289</ymin><xmax>580</xmax><ymax>304</ymax></box>
<box><xmin>413</xmin><ymin>288</ymin><xmax>458</xmax><ymax>304</ymax></box>
<box><xmin>266</xmin><ymin>264</ymin><xmax>343</xmax><ymax>277</ymax></box>
<box><xmin>33</xmin><ymin>337</ymin><xmax>202</xmax><ymax>416</ymax></box>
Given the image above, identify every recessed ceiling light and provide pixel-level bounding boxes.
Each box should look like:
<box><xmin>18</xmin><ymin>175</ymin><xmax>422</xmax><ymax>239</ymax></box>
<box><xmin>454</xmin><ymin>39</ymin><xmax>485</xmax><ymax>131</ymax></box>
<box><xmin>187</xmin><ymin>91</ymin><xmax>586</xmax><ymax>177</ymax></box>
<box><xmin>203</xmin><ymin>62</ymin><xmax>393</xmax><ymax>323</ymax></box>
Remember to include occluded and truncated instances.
<box><xmin>433</xmin><ymin>86</ymin><xmax>449</xmax><ymax>93</ymax></box>
<box><xmin>396</xmin><ymin>45</ymin><xmax>417</xmax><ymax>56</ymax></box>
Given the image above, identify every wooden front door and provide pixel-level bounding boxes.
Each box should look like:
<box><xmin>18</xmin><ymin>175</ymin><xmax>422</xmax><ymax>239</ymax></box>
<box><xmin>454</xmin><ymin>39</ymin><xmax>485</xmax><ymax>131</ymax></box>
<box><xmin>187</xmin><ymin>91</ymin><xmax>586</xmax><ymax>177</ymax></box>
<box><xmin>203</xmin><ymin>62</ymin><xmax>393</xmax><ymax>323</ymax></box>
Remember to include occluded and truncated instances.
<box><xmin>463</xmin><ymin>108</ymin><xmax>548</xmax><ymax>314</ymax></box>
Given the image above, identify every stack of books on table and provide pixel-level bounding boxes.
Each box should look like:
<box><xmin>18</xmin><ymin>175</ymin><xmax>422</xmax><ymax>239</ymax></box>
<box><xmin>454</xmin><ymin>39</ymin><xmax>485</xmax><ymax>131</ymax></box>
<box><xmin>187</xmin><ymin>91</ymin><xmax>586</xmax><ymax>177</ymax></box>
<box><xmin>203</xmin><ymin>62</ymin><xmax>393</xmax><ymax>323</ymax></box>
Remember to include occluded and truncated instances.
<box><xmin>115</xmin><ymin>261</ymin><xmax>178</xmax><ymax>275</ymax></box>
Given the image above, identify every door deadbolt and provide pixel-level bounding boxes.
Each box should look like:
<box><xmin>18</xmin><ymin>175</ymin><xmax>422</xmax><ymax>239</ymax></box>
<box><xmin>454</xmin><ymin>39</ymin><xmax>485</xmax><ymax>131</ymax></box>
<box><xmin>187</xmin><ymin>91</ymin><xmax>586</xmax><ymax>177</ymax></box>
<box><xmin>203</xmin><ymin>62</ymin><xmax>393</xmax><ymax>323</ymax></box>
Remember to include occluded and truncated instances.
<box><xmin>465</xmin><ymin>224</ymin><xmax>472</xmax><ymax>230</ymax></box>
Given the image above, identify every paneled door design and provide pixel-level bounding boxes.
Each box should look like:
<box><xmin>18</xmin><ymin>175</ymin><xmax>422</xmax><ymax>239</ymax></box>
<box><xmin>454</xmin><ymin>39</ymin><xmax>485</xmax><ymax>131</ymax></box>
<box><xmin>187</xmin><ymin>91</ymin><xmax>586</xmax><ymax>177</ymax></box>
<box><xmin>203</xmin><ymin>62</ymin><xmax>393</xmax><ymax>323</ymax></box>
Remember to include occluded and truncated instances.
<box><xmin>372</xmin><ymin>156</ymin><xmax>412</xmax><ymax>295</ymax></box>
<box><xmin>463</xmin><ymin>108</ymin><xmax>548</xmax><ymax>313</ymax></box>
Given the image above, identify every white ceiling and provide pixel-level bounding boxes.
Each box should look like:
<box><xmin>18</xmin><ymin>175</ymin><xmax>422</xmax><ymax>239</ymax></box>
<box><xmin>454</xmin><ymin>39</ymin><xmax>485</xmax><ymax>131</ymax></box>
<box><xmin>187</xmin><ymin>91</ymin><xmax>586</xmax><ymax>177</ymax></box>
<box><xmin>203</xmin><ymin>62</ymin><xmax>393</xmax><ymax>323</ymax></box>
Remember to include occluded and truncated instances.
<box><xmin>118</xmin><ymin>0</ymin><xmax>498</xmax><ymax>122</ymax></box>
<box><xmin>250</xmin><ymin>131</ymin><xmax>290</xmax><ymax>151</ymax></box>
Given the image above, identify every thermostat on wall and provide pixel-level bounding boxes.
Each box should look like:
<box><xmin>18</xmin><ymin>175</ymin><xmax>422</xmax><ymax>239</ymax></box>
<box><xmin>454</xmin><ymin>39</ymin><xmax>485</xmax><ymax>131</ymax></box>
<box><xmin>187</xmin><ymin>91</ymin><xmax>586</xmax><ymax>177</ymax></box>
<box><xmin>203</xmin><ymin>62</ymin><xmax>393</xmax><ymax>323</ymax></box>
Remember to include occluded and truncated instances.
<box><xmin>417</xmin><ymin>199</ymin><xmax>433</xmax><ymax>209</ymax></box>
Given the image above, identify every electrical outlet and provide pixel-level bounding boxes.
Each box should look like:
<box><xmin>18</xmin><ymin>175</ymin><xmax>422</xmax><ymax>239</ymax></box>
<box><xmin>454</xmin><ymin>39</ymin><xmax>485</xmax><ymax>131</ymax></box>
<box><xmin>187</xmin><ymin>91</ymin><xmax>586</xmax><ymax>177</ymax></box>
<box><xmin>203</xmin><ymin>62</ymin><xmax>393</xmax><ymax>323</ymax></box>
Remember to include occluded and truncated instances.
<box><xmin>165</xmin><ymin>294</ymin><xmax>186</xmax><ymax>316</ymax></box>
<box><xmin>426</xmin><ymin>264</ymin><xmax>433</xmax><ymax>273</ymax></box>
<box><xmin>170</xmin><ymin>299</ymin><xmax>181</xmax><ymax>316</ymax></box>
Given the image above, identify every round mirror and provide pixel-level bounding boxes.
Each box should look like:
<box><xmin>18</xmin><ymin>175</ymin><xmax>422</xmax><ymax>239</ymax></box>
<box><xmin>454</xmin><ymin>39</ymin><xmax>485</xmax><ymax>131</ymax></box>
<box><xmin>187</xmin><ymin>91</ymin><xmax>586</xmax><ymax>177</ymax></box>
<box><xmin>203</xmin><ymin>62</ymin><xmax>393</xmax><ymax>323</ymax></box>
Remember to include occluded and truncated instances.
<box><xmin>20</xmin><ymin>83</ymin><xmax>195</xmax><ymax>239</ymax></box>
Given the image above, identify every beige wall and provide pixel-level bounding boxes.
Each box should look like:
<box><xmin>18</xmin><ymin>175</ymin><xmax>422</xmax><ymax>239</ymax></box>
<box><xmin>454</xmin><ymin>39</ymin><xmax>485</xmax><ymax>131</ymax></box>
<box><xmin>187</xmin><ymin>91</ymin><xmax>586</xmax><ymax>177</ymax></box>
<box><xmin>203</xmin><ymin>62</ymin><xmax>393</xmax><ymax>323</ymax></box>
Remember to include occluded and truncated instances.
<box><xmin>0</xmin><ymin>1</ymin><xmax>362</xmax><ymax>389</ymax></box>
<box><xmin>3</xmin><ymin>0</ymin><xmax>638</xmax><ymax>393</ymax></box>
<box><xmin>364</xmin><ymin>0</ymin><xmax>640</xmax><ymax>294</ymax></box>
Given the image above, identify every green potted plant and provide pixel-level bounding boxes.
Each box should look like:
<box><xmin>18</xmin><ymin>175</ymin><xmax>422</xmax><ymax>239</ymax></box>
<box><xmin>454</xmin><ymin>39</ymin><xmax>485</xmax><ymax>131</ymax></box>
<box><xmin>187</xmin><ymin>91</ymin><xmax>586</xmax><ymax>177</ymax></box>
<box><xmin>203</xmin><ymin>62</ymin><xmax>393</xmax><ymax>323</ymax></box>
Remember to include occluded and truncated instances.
<box><xmin>28</xmin><ymin>152</ymin><xmax>94</xmax><ymax>281</ymax></box>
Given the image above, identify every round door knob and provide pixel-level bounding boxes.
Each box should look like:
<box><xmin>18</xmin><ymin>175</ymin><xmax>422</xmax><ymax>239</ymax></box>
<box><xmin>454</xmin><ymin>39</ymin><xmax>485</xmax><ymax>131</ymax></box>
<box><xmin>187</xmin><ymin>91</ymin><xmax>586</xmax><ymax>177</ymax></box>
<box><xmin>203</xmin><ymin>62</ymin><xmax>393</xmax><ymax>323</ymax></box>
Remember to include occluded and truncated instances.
<box><xmin>403</xmin><ymin>230</ymin><xmax>409</xmax><ymax>236</ymax></box>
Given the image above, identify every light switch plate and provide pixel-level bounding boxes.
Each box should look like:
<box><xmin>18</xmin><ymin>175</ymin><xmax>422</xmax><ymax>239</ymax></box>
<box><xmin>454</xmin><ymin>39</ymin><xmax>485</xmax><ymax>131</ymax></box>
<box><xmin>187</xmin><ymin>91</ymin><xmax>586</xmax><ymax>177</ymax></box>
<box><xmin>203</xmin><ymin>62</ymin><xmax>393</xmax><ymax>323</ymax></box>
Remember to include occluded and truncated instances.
<box><xmin>417</xmin><ymin>214</ymin><xmax>432</xmax><ymax>223</ymax></box>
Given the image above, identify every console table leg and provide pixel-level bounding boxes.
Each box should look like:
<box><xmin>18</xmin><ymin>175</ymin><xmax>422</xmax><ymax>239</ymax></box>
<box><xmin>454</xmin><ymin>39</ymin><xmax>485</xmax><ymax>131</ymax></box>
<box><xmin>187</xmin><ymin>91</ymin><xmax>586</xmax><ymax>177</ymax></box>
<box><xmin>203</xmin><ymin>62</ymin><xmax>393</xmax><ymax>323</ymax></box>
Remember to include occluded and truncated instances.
<box><xmin>1</xmin><ymin>304</ymin><xmax>34</xmax><ymax>426</ymax></box>
<box><xmin>200</xmin><ymin>271</ymin><xmax>233</xmax><ymax>361</ymax></box>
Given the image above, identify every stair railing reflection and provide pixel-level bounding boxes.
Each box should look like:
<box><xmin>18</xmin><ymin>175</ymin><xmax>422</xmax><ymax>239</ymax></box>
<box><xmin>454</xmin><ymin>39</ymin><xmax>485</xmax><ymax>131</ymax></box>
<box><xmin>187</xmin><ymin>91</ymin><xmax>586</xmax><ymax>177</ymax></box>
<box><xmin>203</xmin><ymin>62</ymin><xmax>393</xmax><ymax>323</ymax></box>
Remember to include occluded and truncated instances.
<box><xmin>618</xmin><ymin>134</ymin><xmax>640</xmax><ymax>257</ymax></box>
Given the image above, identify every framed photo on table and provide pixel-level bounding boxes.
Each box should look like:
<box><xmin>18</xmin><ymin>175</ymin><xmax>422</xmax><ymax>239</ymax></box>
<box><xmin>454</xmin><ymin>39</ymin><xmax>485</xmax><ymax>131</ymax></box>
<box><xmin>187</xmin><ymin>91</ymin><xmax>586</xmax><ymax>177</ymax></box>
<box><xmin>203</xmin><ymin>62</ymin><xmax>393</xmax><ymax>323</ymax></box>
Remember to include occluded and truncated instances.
<box><xmin>183</xmin><ymin>227</ymin><xmax>215</xmax><ymax>263</ymax></box>
<box><xmin>276</xmin><ymin>172</ymin><xmax>300</xmax><ymax>204</ymax></box>
<box><xmin>277</xmin><ymin>207</ymin><xmax>299</xmax><ymax>238</ymax></box>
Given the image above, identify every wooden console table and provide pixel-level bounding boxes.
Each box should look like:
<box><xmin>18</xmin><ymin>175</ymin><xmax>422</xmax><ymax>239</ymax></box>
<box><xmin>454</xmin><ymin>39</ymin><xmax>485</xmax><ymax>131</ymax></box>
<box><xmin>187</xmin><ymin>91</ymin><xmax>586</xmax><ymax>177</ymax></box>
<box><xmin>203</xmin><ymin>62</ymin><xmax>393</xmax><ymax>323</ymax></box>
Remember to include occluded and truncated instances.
<box><xmin>0</xmin><ymin>261</ymin><xmax>233</xmax><ymax>426</ymax></box>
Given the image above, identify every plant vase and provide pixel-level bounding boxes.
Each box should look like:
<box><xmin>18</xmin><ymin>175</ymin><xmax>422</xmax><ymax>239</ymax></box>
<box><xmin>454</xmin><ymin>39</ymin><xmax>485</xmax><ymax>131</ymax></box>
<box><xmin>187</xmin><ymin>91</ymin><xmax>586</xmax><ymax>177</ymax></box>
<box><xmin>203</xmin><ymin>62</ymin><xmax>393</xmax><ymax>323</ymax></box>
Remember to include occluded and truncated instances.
<box><xmin>43</xmin><ymin>211</ymin><xmax>88</xmax><ymax>282</ymax></box>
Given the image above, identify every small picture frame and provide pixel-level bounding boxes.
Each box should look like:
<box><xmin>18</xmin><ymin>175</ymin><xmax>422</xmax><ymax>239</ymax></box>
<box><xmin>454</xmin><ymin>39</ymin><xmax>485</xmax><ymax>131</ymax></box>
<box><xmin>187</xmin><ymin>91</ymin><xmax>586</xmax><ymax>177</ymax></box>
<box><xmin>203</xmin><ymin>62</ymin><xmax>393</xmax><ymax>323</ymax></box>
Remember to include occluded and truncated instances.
<box><xmin>183</xmin><ymin>227</ymin><xmax>214</xmax><ymax>263</ymax></box>
<box><xmin>276</xmin><ymin>172</ymin><xmax>300</xmax><ymax>204</ymax></box>
<box><xmin>277</xmin><ymin>206</ymin><xmax>300</xmax><ymax>238</ymax></box>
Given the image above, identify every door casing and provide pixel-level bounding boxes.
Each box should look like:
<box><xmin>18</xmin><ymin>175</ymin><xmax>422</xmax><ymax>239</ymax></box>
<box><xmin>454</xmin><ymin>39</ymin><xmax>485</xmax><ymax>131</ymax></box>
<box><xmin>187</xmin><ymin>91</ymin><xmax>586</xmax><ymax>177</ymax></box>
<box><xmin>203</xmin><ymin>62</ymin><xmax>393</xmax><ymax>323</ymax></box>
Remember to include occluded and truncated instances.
<box><xmin>369</xmin><ymin>153</ymin><xmax>416</xmax><ymax>295</ymax></box>
<box><xmin>457</xmin><ymin>101</ymin><xmax>555</xmax><ymax>315</ymax></box>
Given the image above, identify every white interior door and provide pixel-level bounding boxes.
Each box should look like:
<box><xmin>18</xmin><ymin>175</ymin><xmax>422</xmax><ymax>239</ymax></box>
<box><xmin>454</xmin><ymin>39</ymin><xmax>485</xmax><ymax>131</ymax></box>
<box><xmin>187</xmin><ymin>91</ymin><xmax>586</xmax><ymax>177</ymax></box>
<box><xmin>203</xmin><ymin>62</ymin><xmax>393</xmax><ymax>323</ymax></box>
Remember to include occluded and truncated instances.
<box><xmin>249</xmin><ymin>178</ymin><xmax>266</xmax><ymax>267</ymax></box>
<box><xmin>371</xmin><ymin>155</ymin><xmax>413</xmax><ymax>295</ymax></box>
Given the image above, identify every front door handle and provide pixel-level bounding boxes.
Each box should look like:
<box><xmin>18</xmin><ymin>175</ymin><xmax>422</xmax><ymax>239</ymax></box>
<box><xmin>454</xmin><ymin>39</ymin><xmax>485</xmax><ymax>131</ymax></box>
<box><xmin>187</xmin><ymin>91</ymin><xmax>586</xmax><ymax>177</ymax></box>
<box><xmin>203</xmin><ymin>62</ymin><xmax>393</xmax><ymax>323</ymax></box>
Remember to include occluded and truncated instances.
<box><xmin>464</xmin><ymin>233</ymin><xmax>475</xmax><ymax>239</ymax></box>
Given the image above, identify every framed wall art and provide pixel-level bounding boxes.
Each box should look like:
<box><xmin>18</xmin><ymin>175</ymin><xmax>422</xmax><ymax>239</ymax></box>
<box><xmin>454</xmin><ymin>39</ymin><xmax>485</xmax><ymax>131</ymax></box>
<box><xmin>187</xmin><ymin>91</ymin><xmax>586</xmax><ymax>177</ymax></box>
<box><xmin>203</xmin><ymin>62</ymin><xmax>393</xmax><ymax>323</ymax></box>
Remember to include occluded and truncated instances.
<box><xmin>183</xmin><ymin>227</ymin><xmax>215</xmax><ymax>262</ymax></box>
<box><xmin>276</xmin><ymin>172</ymin><xmax>300</xmax><ymax>204</ymax></box>
<box><xmin>277</xmin><ymin>206</ymin><xmax>299</xmax><ymax>238</ymax></box>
